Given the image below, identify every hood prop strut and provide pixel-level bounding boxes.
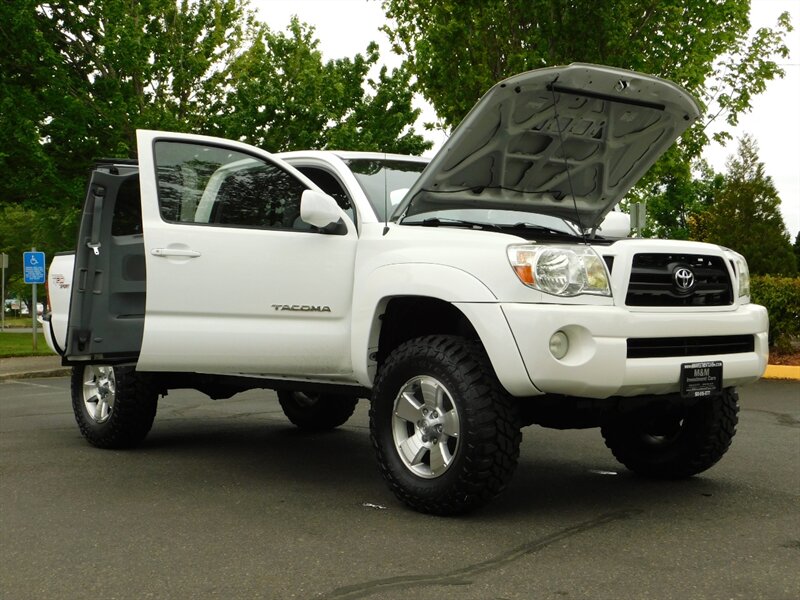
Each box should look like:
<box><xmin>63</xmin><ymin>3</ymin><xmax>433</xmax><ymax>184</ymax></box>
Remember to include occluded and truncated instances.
<box><xmin>549</xmin><ymin>82</ymin><xmax>588</xmax><ymax>241</ymax></box>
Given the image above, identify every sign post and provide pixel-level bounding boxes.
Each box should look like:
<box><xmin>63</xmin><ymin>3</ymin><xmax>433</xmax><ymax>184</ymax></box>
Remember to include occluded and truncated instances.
<box><xmin>629</xmin><ymin>202</ymin><xmax>647</xmax><ymax>237</ymax></box>
<box><xmin>23</xmin><ymin>249</ymin><xmax>46</xmax><ymax>351</ymax></box>
<box><xmin>1</xmin><ymin>253</ymin><xmax>7</xmax><ymax>331</ymax></box>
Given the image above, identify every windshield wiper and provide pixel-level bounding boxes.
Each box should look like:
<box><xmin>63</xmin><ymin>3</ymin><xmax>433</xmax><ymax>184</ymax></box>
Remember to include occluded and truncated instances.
<box><xmin>408</xmin><ymin>217</ymin><xmax>504</xmax><ymax>232</ymax></box>
<box><xmin>504</xmin><ymin>222</ymin><xmax>579</xmax><ymax>237</ymax></box>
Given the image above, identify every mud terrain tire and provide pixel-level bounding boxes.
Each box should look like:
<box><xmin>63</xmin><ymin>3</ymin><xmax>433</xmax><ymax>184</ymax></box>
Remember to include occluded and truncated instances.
<box><xmin>601</xmin><ymin>388</ymin><xmax>739</xmax><ymax>478</ymax></box>
<box><xmin>71</xmin><ymin>365</ymin><xmax>158</xmax><ymax>449</ymax></box>
<box><xmin>370</xmin><ymin>335</ymin><xmax>521</xmax><ymax>515</ymax></box>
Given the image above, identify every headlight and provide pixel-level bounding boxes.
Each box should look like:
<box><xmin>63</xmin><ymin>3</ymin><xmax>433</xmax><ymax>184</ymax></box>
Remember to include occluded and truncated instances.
<box><xmin>735</xmin><ymin>255</ymin><xmax>750</xmax><ymax>298</ymax></box>
<box><xmin>507</xmin><ymin>245</ymin><xmax>611</xmax><ymax>297</ymax></box>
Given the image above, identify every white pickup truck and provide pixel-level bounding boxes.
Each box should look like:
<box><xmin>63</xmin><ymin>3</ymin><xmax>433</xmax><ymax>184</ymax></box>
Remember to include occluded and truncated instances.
<box><xmin>44</xmin><ymin>64</ymin><xmax>768</xmax><ymax>515</ymax></box>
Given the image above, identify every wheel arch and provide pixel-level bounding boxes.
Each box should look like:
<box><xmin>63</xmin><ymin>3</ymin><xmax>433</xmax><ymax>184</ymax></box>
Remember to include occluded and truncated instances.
<box><xmin>376</xmin><ymin>296</ymin><xmax>479</xmax><ymax>366</ymax></box>
<box><xmin>351</xmin><ymin>263</ymin><xmax>537</xmax><ymax>396</ymax></box>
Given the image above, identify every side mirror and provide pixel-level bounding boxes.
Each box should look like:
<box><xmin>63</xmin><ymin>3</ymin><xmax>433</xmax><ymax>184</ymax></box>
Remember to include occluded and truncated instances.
<box><xmin>389</xmin><ymin>188</ymin><xmax>409</xmax><ymax>206</ymax></box>
<box><xmin>596</xmin><ymin>211</ymin><xmax>631</xmax><ymax>238</ymax></box>
<box><xmin>300</xmin><ymin>190</ymin><xmax>342</xmax><ymax>229</ymax></box>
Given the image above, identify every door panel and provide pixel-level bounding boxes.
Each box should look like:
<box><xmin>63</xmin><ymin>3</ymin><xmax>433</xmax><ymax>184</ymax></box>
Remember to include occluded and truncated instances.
<box><xmin>65</xmin><ymin>167</ymin><xmax>145</xmax><ymax>363</ymax></box>
<box><xmin>135</xmin><ymin>130</ymin><xmax>357</xmax><ymax>378</ymax></box>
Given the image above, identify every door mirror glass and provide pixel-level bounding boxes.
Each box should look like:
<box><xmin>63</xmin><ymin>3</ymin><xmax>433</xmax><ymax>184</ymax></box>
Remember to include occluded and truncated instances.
<box><xmin>300</xmin><ymin>190</ymin><xmax>343</xmax><ymax>229</ymax></box>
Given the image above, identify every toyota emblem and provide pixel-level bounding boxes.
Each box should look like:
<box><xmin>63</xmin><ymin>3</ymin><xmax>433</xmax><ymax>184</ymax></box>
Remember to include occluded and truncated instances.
<box><xmin>673</xmin><ymin>267</ymin><xmax>695</xmax><ymax>292</ymax></box>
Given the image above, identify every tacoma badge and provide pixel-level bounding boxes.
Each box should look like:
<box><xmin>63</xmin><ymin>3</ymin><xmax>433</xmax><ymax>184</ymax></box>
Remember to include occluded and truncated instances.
<box><xmin>271</xmin><ymin>304</ymin><xmax>332</xmax><ymax>313</ymax></box>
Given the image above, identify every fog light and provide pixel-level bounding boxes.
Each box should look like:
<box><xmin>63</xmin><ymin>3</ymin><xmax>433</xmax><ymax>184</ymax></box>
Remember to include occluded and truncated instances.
<box><xmin>549</xmin><ymin>331</ymin><xmax>569</xmax><ymax>359</ymax></box>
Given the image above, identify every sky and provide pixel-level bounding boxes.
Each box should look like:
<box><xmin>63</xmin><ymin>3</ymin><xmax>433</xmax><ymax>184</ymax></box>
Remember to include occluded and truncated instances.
<box><xmin>253</xmin><ymin>0</ymin><xmax>800</xmax><ymax>239</ymax></box>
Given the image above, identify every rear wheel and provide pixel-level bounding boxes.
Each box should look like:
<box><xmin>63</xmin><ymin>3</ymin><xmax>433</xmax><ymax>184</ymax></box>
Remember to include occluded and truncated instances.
<box><xmin>370</xmin><ymin>335</ymin><xmax>521</xmax><ymax>515</ymax></box>
<box><xmin>71</xmin><ymin>365</ymin><xmax>158</xmax><ymax>449</ymax></box>
<box><xmin>601</xmin><ymin>388</ymin><xmax>739</xmax><ymax>478</ymax></box>
<box><xmin>277</xmin><ymin>390</ymin><xmax>358</xmax><ymax>431</ymax></box>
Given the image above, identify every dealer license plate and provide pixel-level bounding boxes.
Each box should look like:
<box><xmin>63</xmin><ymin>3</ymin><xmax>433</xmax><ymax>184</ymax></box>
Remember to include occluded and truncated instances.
<box><xmin>680</xmin><ymin>361</ymin><xmax>723</xmax><ymax>399</ymax></box>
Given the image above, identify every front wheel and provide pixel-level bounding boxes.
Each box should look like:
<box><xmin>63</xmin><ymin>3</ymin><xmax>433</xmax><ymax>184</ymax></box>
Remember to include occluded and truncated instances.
<box><xmin>601</xmin><ymin>388</ymin><xmax>739</xmax><ymax>478</ymax></box>
<box><xmin>71</xmin><ymin>365</ymin><xmax>158</xmax><ymax>449</ymax></box>
<box><xmin>370</xmin><ymin>335</ymin><xmax>521</xmax><ymax>515</ymax></box>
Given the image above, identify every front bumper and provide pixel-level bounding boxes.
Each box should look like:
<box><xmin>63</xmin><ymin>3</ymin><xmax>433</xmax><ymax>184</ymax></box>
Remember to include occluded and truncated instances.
<box><xmin>500</xmin><ymin>303</ymin><xmax>768</xmax><ymax>398</ymax></box>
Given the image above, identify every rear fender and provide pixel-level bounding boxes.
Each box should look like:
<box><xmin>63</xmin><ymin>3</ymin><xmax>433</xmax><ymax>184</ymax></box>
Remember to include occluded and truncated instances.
<box><xmin>44</xmin><ymin>253</ymin><xmax>75</xmax><ymax>355</ymax></box>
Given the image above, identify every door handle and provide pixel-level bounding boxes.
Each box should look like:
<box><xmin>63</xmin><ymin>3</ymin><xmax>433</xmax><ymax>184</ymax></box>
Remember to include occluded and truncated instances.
<box><xmin>150</xmin><ymin>248</ymin><xmax>201</xmax><ymax>258</ymax></box>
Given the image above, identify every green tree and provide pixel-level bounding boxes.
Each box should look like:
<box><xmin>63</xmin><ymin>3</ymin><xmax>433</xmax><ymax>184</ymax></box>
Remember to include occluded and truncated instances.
<box><xmin>1</xmin><ymin>0</ymin><xmax>250</xmax><ymax>207</ymax></box>
<box><xmin>0</xmin><ymin>203</ymin><xmax>78</xmax><ymax>310</ymax></box>
<box><xmin>793</xmin><ymin>231</ymin><xmax>800</xmax><ymax>270</ymax></box>
<box><xmin>643</xmin><ymin>160</ymin><xmax>724</xmax><ymax>240</ymax></box>
<box><xmin>209</xmin><ymin>18</ymin><xmax>429</xmax><ymax>154</ymax></box>
<box><xmin>381</xmin><ymin>0</ymin><xmax>792</xmax><ymax>236</ymax></box>
<box><xmin>700</xmin><ymin>135</ymin><xmax>797</xmax><ymax>276</ymax></box>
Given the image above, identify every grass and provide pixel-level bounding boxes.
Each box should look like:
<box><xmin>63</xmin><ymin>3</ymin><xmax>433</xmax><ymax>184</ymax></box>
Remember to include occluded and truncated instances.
<box><xmin>2</xmin><ymin>316</ymin><xmax>35</xmax><ymax>328</ymax></box>
<box><xmin>0</xmin><ymin>331</ymin><xmax>56</xmax><ymax>358</ymax></box>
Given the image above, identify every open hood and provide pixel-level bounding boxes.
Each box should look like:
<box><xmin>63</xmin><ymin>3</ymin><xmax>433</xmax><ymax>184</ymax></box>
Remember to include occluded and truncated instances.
<box><xmin>395</xmin><ymin>63</ymin><xmax>701</xmax><ymax>230</ymax></box>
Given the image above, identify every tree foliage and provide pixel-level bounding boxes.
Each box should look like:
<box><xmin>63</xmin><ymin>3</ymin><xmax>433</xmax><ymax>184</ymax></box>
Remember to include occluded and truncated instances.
<box><xmin>2</xmin><ymin>0</ymin><xmax>249</xmax><ymax>206</ymax></box>
<box><xmin>793</xmin><ymin>231</ymin><xmax>800</xmax><ymax>269</ymax></box>
<box><xmin>750</xmin><ymin>276</ymin><xmax>800</xmax><ymax>351</ymax></box>
<box><xmin>643</xmin><ymin>160</ymin><xmax>723</xmax><ymax>240</ymax></box>
<box><xmin>209</xmin><ymin>18</ymin><xmax>429</xmax><ymax>154</ymax></box>
<box><xmin>0</xmin><ymin>203</ymin><xmax>79</xmax><ymax>309</ymax></box>
<box><xmin>696</xmin><ymin>135</ymin><xmax>797</xmax><ymax>276</ymax></box>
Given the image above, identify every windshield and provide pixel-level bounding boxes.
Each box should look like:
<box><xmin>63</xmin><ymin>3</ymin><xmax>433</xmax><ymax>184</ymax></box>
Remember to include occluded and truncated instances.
<box><xmin>345</xmin><ymin>158</ymin><xmax>428</xmax><ymax>221</ymax></box>
<box><xmin>402</xmin><ymin>208</ymin><xmax>579</xmax><ymax>235</ymax></box>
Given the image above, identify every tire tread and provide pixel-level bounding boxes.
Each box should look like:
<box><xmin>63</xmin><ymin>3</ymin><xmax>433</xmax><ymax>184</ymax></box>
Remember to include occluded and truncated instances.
<box><xmin>601</xmin><ymin>388</ymin><xmax>739</xmax><ymax>478</ymax></box>
<box><xmin>370</xmin><ymin>335</ymin><xmax>521</xmax><ymax>515</ymax></box>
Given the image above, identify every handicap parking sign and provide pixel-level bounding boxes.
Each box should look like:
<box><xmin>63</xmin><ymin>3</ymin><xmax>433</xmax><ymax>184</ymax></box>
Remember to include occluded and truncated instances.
<box><xmin>23</xmin><ymin>251</ymin><xmax>46</xmax><ymax>284</ymax></box>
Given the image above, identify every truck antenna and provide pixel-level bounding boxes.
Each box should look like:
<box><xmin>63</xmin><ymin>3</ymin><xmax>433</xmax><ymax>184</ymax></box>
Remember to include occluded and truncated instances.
<box><xmin>382</xmin><ymin>153</ymin><xmax>390</xmax><ymax>236</ymax></box>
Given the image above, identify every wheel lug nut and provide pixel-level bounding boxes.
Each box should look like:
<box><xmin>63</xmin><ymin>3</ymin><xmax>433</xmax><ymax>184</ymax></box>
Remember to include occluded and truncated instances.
<box><xmin>432</xmin><ymin>437</ymin><xmax>438</xmax><ymax>444</ymax></box>
<box><xmin>421</xmin><ymin>435</ymin><xmax>429</xmax><ymax>442</ymax></box>
<box><xmin>436</xmin><ymin>425</ymin><xmax>443</xmax><ymax>433</ymax></box>
<box><xmin>422</xmin><ymin>408</ymin><xmax>428</xmax><ymax>416</ymax></box>
<box><xmin>432</xmin><ymin>411</ymin><xmax>438</xmax><ymax>419</ymax></box>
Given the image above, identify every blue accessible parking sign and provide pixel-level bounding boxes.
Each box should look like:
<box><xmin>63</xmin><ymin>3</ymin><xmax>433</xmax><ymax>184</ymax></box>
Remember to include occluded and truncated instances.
<box><xmin>23</xmin><ymin>251</ymin><xmax>46</xmax><ymax>284</ymax></box>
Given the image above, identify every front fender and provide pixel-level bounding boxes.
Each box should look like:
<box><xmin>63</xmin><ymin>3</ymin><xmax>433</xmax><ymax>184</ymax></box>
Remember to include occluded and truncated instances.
<box><xmin>351</xmin><ymin>263</ymin><xmax>538</xmax><ymax>396</ymax></box>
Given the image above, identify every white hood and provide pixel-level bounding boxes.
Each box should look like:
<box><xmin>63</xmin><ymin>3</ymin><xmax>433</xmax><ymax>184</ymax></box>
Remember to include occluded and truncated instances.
<box><xmin>395</xmin><ymin>63</ymin><xmax>701</xmax><ymax>230</ymax></box>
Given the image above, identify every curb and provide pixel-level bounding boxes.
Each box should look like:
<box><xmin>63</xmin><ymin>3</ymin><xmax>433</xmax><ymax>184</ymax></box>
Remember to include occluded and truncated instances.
<box><xmin>0</xmin><ymin>368</ymin><xmax>71</xmax><ymax>382</ymax></box>
<box><xmin>762</xmin><ymin>364</ymin><xmax>800</xmax><ymax>381</ymax></box>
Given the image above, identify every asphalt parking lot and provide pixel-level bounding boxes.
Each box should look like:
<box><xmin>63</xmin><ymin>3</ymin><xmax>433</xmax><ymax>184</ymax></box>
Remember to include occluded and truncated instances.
<box><xmin>1</xmin><ymin>377</ymin><xmax>798</xmax><ymax>599</ymax></box>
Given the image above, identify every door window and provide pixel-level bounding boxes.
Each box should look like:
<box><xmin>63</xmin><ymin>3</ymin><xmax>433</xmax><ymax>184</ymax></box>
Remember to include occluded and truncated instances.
<box><xmin>154</xmin><ymin>141</ymin><xmax>309</xmax><ymax>230</ymax></box>
<box><xmin>111</xmin><ymin>175</ymin><xmax>143</xmax><ymax>236</ymax></box>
